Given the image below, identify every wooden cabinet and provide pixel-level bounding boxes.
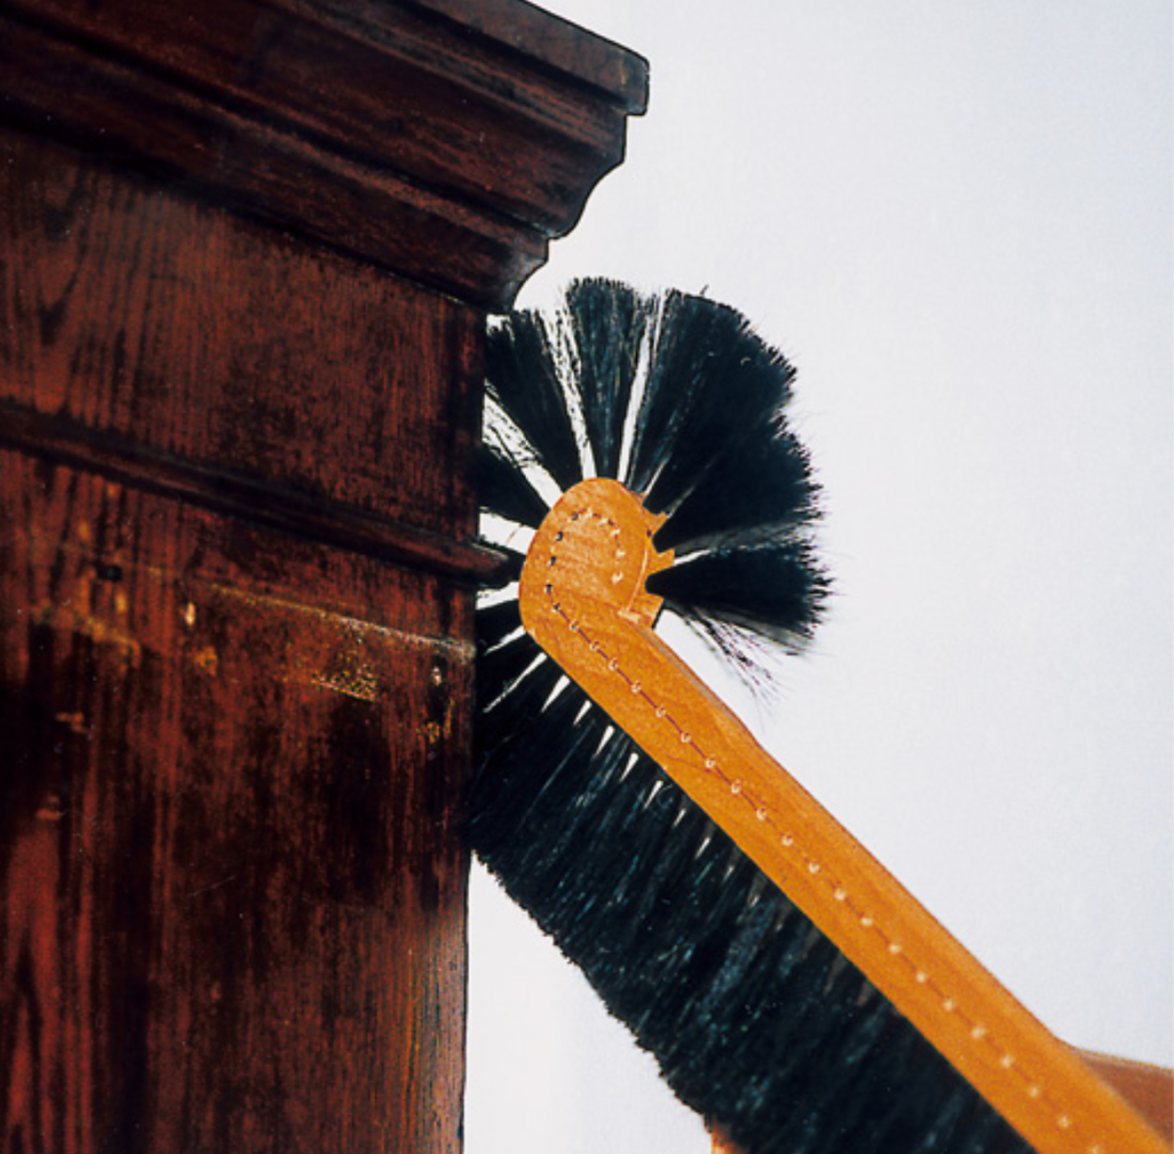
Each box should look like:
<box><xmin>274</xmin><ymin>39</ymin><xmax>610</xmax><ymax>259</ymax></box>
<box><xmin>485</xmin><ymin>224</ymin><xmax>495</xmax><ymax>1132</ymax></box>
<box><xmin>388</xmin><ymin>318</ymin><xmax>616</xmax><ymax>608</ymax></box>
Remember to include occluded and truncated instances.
<box><xmin>0</xmin><ymin>2</ymin><xmax>645</xmax><ymax>1149</ymax></box>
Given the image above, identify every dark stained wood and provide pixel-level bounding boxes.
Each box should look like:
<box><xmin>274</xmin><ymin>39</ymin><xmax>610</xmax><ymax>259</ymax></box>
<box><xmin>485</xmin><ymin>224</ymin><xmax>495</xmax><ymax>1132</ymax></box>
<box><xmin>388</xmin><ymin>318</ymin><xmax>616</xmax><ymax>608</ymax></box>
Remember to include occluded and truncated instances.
<box><xmin>401</xmin><ymin>0</ymin><xmax>647</xmax><ymax>111</ymax></box>
<box><xmin>0</xmin><ymin>401</ymin><xmax>510</xmax><ymax>587</ymax></box>
<box><xmin>0</xmin><ymin>452</ymin><xmax>473</xmax><ymax>1153</ymax></box>
<box><xmin>0</xmin><ymin>0</ymin><xmax>645</xmax><ymax>1149</ymax></box>
<box><xmin>0</xmin><ymin>0</ymin><xmax>647</xmax><ymax>309</ymax></box>
<box><xmin>0</xmin><ymin>127</ymin><xmax>487</xmax><ymax>542</ymax></box>
<box><xmin>0</xmin><ymin>126</ymin><xmax>482</xmax><ymax>1147</ymax></box>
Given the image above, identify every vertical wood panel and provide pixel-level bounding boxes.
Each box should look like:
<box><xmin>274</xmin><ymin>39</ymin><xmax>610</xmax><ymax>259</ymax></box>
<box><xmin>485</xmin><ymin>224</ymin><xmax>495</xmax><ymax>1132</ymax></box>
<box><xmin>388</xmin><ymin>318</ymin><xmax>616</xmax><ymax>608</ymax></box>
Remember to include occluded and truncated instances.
<box><xmin>1</xmin><ymin>2</ymin><xmax>644</xmax><ymax>1147</ymax></box>
<box><xmin>1</xmin><ymin>455</ymin><xmax>472</xmax><ymax>1152</ymax></box>
<box><xmin>0</xmin><ymin>113</ymin><xmax>480</xmax><ymax>1154</ymax></box>
<box><xmin>0</xmin><ymin>127</ymin><xmax>483</xmax><ymax>541</ymax></box>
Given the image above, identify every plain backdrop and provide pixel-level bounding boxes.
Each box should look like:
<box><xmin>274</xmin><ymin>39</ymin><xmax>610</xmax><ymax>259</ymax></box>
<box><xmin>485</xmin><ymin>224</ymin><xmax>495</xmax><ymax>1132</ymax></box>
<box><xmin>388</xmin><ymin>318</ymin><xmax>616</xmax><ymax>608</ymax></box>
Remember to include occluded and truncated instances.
<box><xmin>464</xmin><ymin>4</ymin><xmax>1173</xmax><ymax>1152</ymax></box>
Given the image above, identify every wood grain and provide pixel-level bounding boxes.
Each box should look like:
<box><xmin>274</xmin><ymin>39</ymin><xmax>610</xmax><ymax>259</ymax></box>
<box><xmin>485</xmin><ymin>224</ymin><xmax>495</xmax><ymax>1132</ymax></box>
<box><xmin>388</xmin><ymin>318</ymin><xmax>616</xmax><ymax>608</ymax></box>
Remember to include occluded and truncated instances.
<box><xmin>0</xmin><ymin>0</ymin><xmax>647</xmax><ymax>309</ymax></box>
<box><xmin>0</xmin><ymin>452</ymin><xmax>474</xmax><ymax>1153</ymax></box>
<box><xmin>0</xmin><ymin>123</ymin><xmax>481</xmax><ymax>1142</ymax></box>
<box><xmin>0</xmin><ymin>2</ymin><xmax>642</xmax><ymax>1147</ymax></box>
<box><xmin>0</xmin><ymin>126</ymin><xmax>485</xmax><ymax>544</ymax></box>
<box><xmin>0</xmin><ymin>401</ymin><xmax>510</xmax><ymax>587</ymax></box>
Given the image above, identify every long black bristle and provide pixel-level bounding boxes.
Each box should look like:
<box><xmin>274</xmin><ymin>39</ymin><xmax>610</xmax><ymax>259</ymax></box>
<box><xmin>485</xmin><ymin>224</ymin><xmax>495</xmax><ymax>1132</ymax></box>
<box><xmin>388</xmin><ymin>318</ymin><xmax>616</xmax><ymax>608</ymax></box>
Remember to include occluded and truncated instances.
<box><xmin>565</xmin><ymin>278</ymin><xmax>647</xmax><ymax>479</ymax></box>
<box><xmin>484</xmin><ymin>309</ymin><xmax>582</xmax><ymax>492</ymax></box>
<box><xmin>470</xmin><ymin>279</ymin><xmax>1031</xmax><ymax>1154</ymax></box>
<box><xmin>653</xmin><ymin>426</ymin><xmax>818</xmax><ymax>555</ymax></box>
<box><xmin>477</xmin><ymin>442</ymin><xmax>551</xmax><ymax>530</ymax></box>
<box><xmin>649</xmin><ymin>538</ymin><xmax>829</xmax><ymax>652</ymax></box>
<box><xmin>628</xmin><ymin>292</ymin><xmax>797</xmax><ymax>520</ymax></box>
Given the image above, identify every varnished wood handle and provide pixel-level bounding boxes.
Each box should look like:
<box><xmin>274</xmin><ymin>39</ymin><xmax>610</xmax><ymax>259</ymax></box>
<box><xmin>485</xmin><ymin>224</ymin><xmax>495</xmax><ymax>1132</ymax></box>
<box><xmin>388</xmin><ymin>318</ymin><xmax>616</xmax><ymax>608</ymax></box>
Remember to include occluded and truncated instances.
<box><xmin>519</xmin><ymin>478</ymin><xmax>1170</xmax><ymax>1154</ymax></box>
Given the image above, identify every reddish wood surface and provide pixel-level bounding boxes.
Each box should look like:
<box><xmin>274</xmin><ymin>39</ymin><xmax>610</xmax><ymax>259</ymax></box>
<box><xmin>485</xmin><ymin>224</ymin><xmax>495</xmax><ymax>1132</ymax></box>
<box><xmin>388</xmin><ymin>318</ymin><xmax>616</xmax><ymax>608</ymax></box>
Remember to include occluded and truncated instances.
<box><xmin>1</xmin><ymin>2</ymin><xmax>643</xmax><ymax>1148</ymax></box>
<box><xmin>0</xmin><ymin>127</ymin><xmax>482</xmax><ymax>1150</ymax></box>
<box><xmin>1</xmin><ymin>454</ymin><xmax>473</xmax><ymax>1152</ymax></box>
<box><xmin>0</xmin><ymin>126</ymin><xmax>485</xmax><ymax>543</ymax></box>
<box><xmin>407</xmin><ymin>0</ymin><xmax>647</xmax><ymax>108</ymax></box>
<box><xmin>0</xmin><ymin>0</ymin><xmax>647</xmax><ymax>309</ymax></box>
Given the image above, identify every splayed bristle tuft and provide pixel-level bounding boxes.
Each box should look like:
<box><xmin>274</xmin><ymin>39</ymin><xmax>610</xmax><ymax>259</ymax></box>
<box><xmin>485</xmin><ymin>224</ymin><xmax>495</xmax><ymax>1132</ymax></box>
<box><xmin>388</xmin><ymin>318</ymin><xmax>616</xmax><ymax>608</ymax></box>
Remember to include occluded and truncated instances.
<box><xmin>471</xmin><ymin>280</ymin><xmax>1031</xmax><ymax>1154</ymax></box>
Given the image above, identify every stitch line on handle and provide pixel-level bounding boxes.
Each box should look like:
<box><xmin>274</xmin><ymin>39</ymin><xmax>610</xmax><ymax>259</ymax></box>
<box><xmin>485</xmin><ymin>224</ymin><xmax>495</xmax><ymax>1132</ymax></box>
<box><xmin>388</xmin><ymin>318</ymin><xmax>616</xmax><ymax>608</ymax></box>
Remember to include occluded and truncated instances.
<box><xmin>541</xmin><ymin>504</ymin><xmax>1097</xmax><ymax>1151</ymax></box>
<box><xmin>519</xmin><ymin>479</ymin><xmax>1161</xmax><ymax>1154</ymax></box>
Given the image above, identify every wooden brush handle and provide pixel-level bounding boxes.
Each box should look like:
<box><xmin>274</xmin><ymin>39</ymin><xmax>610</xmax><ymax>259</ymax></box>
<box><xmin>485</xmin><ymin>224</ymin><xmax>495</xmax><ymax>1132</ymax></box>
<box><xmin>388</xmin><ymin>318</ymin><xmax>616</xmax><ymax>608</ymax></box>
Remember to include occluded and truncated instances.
<box><xmin>519</xmin><ymin>478</ymin><xmax>1170</xmax><ymax>1154</ymax></box>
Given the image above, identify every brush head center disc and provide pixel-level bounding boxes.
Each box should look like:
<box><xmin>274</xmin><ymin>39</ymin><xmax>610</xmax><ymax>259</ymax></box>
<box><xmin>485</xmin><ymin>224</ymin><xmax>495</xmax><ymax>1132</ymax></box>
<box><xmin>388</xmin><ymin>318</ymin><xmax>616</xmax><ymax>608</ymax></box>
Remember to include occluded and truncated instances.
<box><xmin>519</xmin><ymin>478</ymin><xmax>673</xmax><ymax>640</ymax></box>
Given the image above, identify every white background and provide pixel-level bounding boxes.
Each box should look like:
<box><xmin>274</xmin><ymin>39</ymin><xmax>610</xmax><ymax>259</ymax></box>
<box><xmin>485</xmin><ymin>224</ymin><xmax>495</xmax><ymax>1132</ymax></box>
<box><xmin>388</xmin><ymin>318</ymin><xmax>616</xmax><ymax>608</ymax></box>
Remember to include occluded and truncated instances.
<box><xmin>465</xmin><ymin>3</ymin><xmax>1173</xmax><ymax>1151</ymax></box>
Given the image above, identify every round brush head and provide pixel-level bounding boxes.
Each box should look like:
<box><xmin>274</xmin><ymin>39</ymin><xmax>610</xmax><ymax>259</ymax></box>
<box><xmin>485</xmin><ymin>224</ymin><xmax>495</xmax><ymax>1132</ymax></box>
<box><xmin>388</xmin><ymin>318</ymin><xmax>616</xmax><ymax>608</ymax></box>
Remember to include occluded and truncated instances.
<box><xmin>476</xmin><ymin>277</ymin><xmax>829</xmax><ymax>673</ymax></box>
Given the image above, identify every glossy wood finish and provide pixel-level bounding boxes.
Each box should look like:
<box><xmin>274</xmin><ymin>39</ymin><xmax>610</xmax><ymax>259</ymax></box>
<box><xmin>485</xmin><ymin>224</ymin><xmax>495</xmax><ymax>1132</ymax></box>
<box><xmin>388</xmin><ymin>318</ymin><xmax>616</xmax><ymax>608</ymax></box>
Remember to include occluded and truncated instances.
<box><xmin>0</xmin><ymin>1</ymin><xmax>646</xmax><ymax>1149</ymax></box>
<box><xmin>0</xmin><ymin>127</ymin><xmax>485</xmax><ymax>542</ymax></box>
<box><xmin>1</xmin><ymin>453</ymin><xmax>474</xmax><ymax>1152</ymax></box>
<box><xmin>0</xmin><ymin>126</ymin><xmax>480</xmax><ymax>1154</ymax></box>
<box><xmin>0</xmin><ymin>402</ymin><xmax>508</xmax><ymax>588</ymax></box>
<box><xmin>0</xmin><ymin>0</ymin><xmax>647</xmax><ymax>309</ymax></box>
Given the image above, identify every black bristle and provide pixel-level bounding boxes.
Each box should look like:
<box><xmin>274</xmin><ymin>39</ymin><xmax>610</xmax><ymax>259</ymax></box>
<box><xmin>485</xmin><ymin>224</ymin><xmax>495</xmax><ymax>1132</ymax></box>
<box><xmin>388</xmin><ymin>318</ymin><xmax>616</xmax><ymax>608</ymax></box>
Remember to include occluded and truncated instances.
<box><xmin>627</xmin><ymin>293</ymin><xmax>797</xmax><ymax>520</ymax></box>
<box><xmin>648</xmin><ymin>538</ymin><xmax>830</xmax><ymax>652</ymax></box>
<box><xmin>471</xmin><ymin>280</ymin><xmax>1032</xmax><ymax>1154</ymax></box>
<box><xmin>652</xmin><ymin>426</ymin><xmax>818</xmax><ymax>555</ymax></box>
<box><xmin>477</xmin><ymin>443</ymin><xmax>551</xmax><ymax>530</ymax></box>
<box><xmin>475</xmin><ymin>596</ymin><xmax>524</xmax><ymax>653</ymax></box>
<box><xmin>565</xmin><ymin>278</ymin><xmax>648</xmax><ymax>479</ymax></box>
<box><xmin>485</xmin><ymin>310</ymin><xmax>584</xmax><ymax>492</ymax></box>
<box><xmin>475</xmin><ymin>631</ymin><xmax>542</xmax><ymax>713</ymax></box>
